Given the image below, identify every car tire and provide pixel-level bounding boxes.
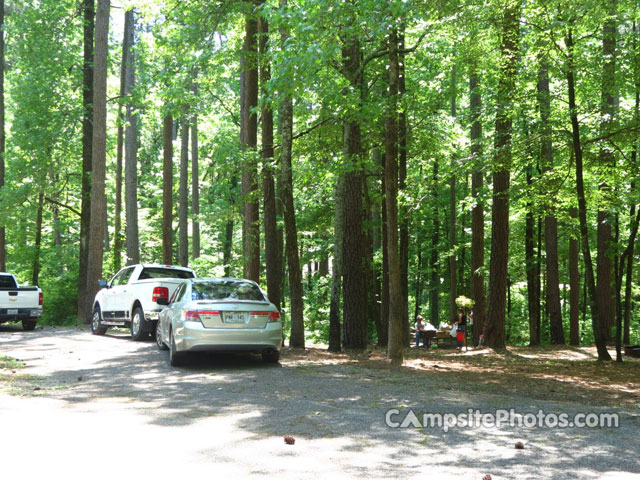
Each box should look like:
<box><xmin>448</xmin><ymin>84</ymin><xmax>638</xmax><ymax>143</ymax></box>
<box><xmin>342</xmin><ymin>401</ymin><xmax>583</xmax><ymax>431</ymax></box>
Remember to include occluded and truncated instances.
<box><xmin>22</xmin><ymin>320</ymin><xmax>37</xmax><ymax>331</ymax></box>
<box><xmin>156</xmin><ymin>322</ymin><xmax>168</xmax><ymax>350</ymax></box>
<box><xmin>91</xmin><ymin>306</ymin><xmax>108</xmax><ymax>335</ymax></box>
<box><xmin>169</xmin><ymin>328</ymin><xmax>186</xmax><ymax>366</ymax></box>
<box><xmin>262</xmin><ymin>350</ymin><xmax>280</xmax><ymax>364</ymax></box>
<box><xmin>130</xmin><ymin>306</ymin><xmax>149</xmax><ymax>341</ymax></box>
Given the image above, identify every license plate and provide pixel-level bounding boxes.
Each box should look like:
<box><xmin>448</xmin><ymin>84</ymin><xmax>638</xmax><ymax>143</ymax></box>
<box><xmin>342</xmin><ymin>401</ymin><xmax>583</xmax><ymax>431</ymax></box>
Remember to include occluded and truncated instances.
<box><xmin>224</xmin><ymin>313</ymin><xmax>246</xmax><ymax>324</ymax></box>
<box><xmin>7</xmin><ymin>309</ymin><xmax>18</xmax><ymax>315</ymax></box>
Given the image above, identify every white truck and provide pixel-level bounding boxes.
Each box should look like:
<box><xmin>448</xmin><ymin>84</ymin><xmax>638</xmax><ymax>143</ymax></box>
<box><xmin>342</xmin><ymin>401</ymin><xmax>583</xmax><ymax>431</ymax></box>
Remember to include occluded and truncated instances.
<box><xmin>91</xmin><ymin>264</ymin><xmax>195</xmax><ymax>340</ymax></box>
<box><xmin>0</xmin><ymin>273</ymin><xmax>43</xmax><ymax>331</ymax></box>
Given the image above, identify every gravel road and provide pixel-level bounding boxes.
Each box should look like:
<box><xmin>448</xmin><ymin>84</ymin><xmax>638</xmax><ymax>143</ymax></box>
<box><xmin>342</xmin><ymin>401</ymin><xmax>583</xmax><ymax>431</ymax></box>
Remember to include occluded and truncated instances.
<box><xmin>1</xmin><ymin>325</ymin><xmax>638</xmax><ymax>480</ymax></box>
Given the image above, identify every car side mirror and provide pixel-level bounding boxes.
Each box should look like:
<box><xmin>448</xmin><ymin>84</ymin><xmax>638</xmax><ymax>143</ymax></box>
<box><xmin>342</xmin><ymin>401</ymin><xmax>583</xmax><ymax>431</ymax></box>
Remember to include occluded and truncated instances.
<box><xmin>156</xmin><ymin>297</ymin><xmax>169</xmax><ymax>306</ymax></box>
<box><xmin>98</xmin><ymin>280</ymin><xmax>108</xmax><ymax>289</ymax></box>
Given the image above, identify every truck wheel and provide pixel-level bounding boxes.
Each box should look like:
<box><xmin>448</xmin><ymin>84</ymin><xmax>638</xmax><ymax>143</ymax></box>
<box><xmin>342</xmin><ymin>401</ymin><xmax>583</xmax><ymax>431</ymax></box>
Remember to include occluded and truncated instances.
<box><xmin>169</xmin><ymin>328</ymin><xmax>186</xmax><ymax>366</ymax></box>
<box><xmin>91</xmin><ymin>306</ymin><xmax>108</xmax><ymax>335</ymax></box>
<box><xmin>130</xmin><ymin>306</ymin><xmax>149</xmax><ymax>341</ymax></box>
<box><xmin>22</xmin><ymin>320</ymin><xmax>37</xmax><ymax>331</ymax></box>
<box><xmin>156</xmin><ymin>322</ymin><xmax>168</xmax><ymax>350</ymax></box>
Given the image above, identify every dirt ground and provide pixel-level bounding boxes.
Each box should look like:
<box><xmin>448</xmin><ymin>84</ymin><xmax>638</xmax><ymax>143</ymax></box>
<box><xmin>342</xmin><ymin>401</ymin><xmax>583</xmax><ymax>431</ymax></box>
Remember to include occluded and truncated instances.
<box><xmin>1</xmin><ymin>325</ymin><xmax>638</xmax><ymax>480</ymax></box>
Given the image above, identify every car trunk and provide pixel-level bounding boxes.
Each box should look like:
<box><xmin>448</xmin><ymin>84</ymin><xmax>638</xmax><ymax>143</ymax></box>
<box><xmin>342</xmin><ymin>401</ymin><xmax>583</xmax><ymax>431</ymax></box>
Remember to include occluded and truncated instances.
<box><xmin>194</xmin><ymin>301</ymin><xmax>272</xmax><ymax>329</ymax></box>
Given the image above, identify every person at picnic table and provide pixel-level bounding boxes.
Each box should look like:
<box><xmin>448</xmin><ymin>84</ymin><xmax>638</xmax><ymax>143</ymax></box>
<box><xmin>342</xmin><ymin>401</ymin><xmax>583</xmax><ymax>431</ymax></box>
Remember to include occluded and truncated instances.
<box><xmin>455</xmin><ymin>308</ymin><xmax>468</xmax><ymax>351</ymax></box>
<box><xmin>414</xmin><ymin>315</ymin><xmax>435</xmax><ymax>347</ymax></box>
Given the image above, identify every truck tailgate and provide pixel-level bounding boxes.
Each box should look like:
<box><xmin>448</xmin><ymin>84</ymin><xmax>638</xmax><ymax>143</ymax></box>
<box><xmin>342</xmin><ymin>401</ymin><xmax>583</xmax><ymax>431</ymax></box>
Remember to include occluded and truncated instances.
<box><xmin>0</xmin><ymin>288</ymin><xmax>40</xmax><ymax>309</ymax></box>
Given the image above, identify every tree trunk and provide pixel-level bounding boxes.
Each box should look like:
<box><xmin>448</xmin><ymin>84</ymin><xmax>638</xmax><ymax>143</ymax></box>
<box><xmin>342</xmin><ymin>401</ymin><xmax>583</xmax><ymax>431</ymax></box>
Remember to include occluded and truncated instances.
<box><xmin>241</xmin><ymin>6</ymin><xmax>260</xmax><ymax>282</ymax></box>
<box><xmin>398</xmin><ymin>25</ymin><xmax>410</xmax><ymax>348</ymax></box>
<box><xmin>565</xmin><ymin>27</ymin><xmax>611</xmax><ymax>360</ymax></box>
<box><xmin>381</xmin><ymin>148</ymin><xmax>390</xmax><ymax>342</ymax></box>
<box><xmin>386</xmin><ymin>26</ymin><xmax>403</xmax><ymax>364</ymax></box>
<box><xmin>469</xmin><ymin>67</ymin><xmax>485</xmax><ymax>345</ymax></box>
<box><xmin>280</xmin><ymin>0</ymin><xmax>304</xmax><ymax>348</ymax></box>
<box><xmin>162</xmin><ymin>113</ymin><xmax>173</xmax><ymax>264</ymax></box>
<box><xmin>260</xmin><ymin>15</ymin><xmax>281</xmax><ymax>310</ymax></box>
<box><xmin>328</xmin><ymin>175</ymin><xmax>345</xmax><ymax>352</ymax></box>
<box><xmin>84</xmin><ymin>0</ymin><xmax>110</xmax><ymax>323</ymax></box>
<box><xmin>525</xmin><ymin>167</ymin><xmax>540</xmax><ymax>346</ymax></box>
<box><xmin>596</xmin><ymin>0</ymin><xmax>618</xmax><ymax>343</ymax></box>
<box><xmin>32</xmin><ymin>192</ymin><xmax>44</xmax><ymax>286</ymax></box>
<box><xmin>484</xmin><ymin>1</ymin><xmax>521</xmax><ymax>350</ymax></box>
<box><xmin>113</xmin><ymin>19</ymin><xmax>125</xmax><ymax>273</ymax></box>
<box><xmin>124</xmin><ymin>9</ymin><xmax>140</xmax><ymax>265</ymax></box>
<box><xmin>0</xmin><ymin>0</ymin><xmax>4</xmax><ymax>272</ymax></box>
<box><xmin>449</xmin><ymin>62</ymin><xmax>457</xmax><ymax>324</ymax></box>
<box><xmin>537</xmin><ymin>57</ymin><xmax>564</xmax><ymax>344</ymax></box>
<box><xmin>191</xmin><ymin>77</ymin><xmax>200</xmax><ymax>259</ymax></box>
<box><xmin>77</xmin><ymin>0</ymin><xmax>94</xmax><ymax>323</ymax></box>
<box><xmin>341</xmin><ymin>36</ymin><xmax>368</xmax><ymax>350</ymax></box>
<box><xmin>223</xmin><ymin>176</ymin><xmax>237</xmax><ymax>278</ymax></box>
<box><xmin>430</xmin><ymin>159</ymin><xmax>440</xmax><ymax>327</ymax></box>
<box><xmin>179</xmin><ymin>114</ymin><xmax>189</xmax><ymax>267</ymax></box>
<box><xmin>569</xmin><ymin>207</ymin><xmax>580</xmax><ymax>345</ymax></box>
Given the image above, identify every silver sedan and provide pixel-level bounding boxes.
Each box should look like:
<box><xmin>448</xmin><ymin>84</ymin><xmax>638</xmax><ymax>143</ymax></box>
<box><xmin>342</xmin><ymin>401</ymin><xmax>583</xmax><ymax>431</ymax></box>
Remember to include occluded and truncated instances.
<box><xmin>155</xmin><ymin>278</ymin><xmax>283</xmax><ymax>366</ymax></box>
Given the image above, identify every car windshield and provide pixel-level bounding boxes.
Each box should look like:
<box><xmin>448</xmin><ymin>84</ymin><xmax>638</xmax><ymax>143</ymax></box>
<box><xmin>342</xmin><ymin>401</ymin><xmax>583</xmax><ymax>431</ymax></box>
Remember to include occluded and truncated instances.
<box><xmin>139</xmin><ymin>267</ymin><xmax>194</xmax><ymax>280</ymax></box>
<box><xmin>191</xmin><ymin>280</ymin><xmax>266</xmax><ymax>302</ymax></box>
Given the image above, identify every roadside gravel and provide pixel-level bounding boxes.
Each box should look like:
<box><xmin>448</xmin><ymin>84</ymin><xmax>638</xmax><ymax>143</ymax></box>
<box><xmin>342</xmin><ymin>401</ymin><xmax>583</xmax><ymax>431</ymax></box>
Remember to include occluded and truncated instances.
<box><xmin>1</xmin><ymin>326</ymin><xmax>638</xmax><ymax>480</ymax></box>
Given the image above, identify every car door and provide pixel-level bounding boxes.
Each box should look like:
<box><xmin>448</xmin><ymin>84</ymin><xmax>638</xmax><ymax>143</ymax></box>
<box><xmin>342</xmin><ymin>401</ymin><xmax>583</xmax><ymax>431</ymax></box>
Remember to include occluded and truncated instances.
<box><xmin>160</xmin><ymin>281</ymin><xmax>187</xmax><ymax>340</ymax></box>
<box><xmin>103</xmin><ymin>267</ymin><xmax>135</xmax><ymax>320</ymax></box>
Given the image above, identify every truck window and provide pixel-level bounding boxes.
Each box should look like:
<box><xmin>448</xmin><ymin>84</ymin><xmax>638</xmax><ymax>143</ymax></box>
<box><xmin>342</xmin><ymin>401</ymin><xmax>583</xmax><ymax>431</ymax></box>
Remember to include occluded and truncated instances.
<box><xmin>0</xmin><ymin>275</ymin><xmax>17</xmax><ymax>289</ymax></box>
<box><xmin>139</xmin><ymin>267</ymin><xmax>194</xmax><ymax>280</ymax></box>
<box><xmin>111</xmin><ymin>267</ymin><xmax>135</xmax><ymax>287</ymax></box>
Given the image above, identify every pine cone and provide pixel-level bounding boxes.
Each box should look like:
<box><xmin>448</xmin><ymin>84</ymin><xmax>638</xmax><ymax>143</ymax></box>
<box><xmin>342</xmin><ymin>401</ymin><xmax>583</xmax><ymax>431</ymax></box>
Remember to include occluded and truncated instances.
<box><xmin>482</xmin><ymin>475</ymin><xmax>492</xmax><ymax>480</ymax></box>
<box><xmin>515</xmin><ymin>441</ymin><xmax>525</xmax><ymax>449</ymax></box>
<box><xmin>283</xmin><ymin>435</ymin><xmax>295</xmax><ymax>445</ymax></box>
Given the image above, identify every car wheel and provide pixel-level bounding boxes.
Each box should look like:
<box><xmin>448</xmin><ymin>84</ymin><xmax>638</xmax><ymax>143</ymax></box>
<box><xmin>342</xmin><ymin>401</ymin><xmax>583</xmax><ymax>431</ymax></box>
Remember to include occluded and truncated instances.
<box><xmin>169</xmin><ymin>328</ymin><xmax>186</xmax><ymax>366</ymax></box>
<box><xmin>130</xmin><ymin>306</ymin><xmax>149</xmax><ymax>341</ymax></box>
<box><xmin>262</xmin><ymin>350</ymin><xmax>280</xmax><ymax>364</ymax></box>
<box><xmin>156</xmin><ymin>322</ymin><xmax>168</xmax><ymax>350</ymax></box>
<box><xmin>91</xmin><ymin>306</ymin><xmax>108</xmax><ymax>335</ymax></box>
<box><xmin>22</xmin><ymin>320</ymin><xmax>37</xmax><ymax>331</ymax></box>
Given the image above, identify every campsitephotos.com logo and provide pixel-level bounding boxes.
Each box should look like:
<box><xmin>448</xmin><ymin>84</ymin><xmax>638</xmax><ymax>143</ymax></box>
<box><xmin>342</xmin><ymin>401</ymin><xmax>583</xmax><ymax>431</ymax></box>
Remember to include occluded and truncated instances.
<box><xmin>385</xmin><ymin>408</ymin><xmax>620</xmax><ymax>432</ymax></box>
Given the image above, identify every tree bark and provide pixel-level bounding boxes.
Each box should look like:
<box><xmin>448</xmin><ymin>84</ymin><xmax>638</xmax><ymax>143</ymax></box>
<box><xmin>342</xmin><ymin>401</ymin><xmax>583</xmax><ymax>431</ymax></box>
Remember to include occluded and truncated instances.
<box><xmin>328</xmin><ymin>175</ymin><xmax>345</xmax><ymax>352</ymax></box>
<box><xmin>469</xmin><ymin>67</ymin><xmax>485</xmax><ymax>345</ymax></box>
<box><xmin>84</xmin><ymin>0</ymin><xmax>110</xmax><ymax>323</ymax></box>
<box><xmin>191</xmin><ymin>77</ymin><xmax>200</xmax><ymax>259</ymax></box>
<box><xmin>113</xmin><ymin>8</ymin><xmax>126</xmax><ymax>272</ymax></box>
<box><xmin>179</xmin><ymin>113</ymin><xmax>189</xmax><ymax>267</ymax></box>
<box><xmin>259</xmin><ymin>15</ymin><xmax>281</xmax><ymax>310</ymax></box>
<box><xmin>32</xmin><ymin>192</ymin><xmax>44</xmax><ymax>286</ymax></box>
<box><xmin>386</xmin><ymin>26</ymin><xmax>403</xmax><ymax>364</ymax></box>
<box><xmin>162</xmin><ymin>113</ymin><xmax>174</xmax><ymax>264</ymax></box>
<box><xmin>77</xmin><ymin>0</ymin><xmax>94</xmax><ymax>323</ymax></box>
<box><xmin>565</xmin><ymin>27</ymin><xmax>611</xmax><ymax>360</ymax></box>
<box><xmin>596</xmin><ymin>0</ymin><xmax>617</xmax><ymax>342</ymax></box>
<box><xmin>484</xmin><ymin>1</ymin><xmax>521</xmax><ymax>350</ymax></box>
<box><xmin>430</xmin><ymin>159</ymin><xmax>440</xmax><ymax>327</ymax></box>
<box><xmin>537</xmin><ymin>57</ymin><xmax>564</xmax><ymax>344</ymax></box>
<box><xmin>0</xmin><ymin>0</ymin><xmax>6</xmax><ymax>272</ymax></box>
<box><xmin>449</xmin><ymin>62</ymin><xmax>457</xmax><ymax>325</ymax></box>
<box><xmin>241</xmin><ymin>5</ymin><xmax>260</xmax><ymax>282</ymax></box>
<box><xmin>341</xmin><ymin>36</ymin><xmax>368</xmax><ymax>350</ymax></box>
<box><xmin>398</xmin><ymin>25</ymin><xmax>410</xmax><ymax>348</ymax></box>
<box><xmin>280</xmin><ymin>0</ymin><xmax>304</xmax><ymax>348</ymax></box>
<box><xmin>124</xmin><ymin>9</ymin><xmax>139</xmax><ymax>265</ymax></box>
<box><xmin>569</xmin><ymin>207</ymin><xmax>580</xmax><ymax>345</ymax></box>
<box><xmin>525</xmin><ymin>167</ymin><xmax>540</xmax><ymax>346</ymax></box>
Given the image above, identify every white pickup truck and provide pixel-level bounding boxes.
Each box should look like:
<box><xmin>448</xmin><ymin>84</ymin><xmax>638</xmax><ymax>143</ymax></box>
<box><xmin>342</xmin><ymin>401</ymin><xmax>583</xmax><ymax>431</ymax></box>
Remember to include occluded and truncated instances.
<box><xmin>91</xmin><ymin>264</ymin><xmax>195</xmax><ymax>340</ymax></box>
<box><xmin>0</xmin><ymin>273</ymin><xmax>43</xmax><ymax>331</ymax></box>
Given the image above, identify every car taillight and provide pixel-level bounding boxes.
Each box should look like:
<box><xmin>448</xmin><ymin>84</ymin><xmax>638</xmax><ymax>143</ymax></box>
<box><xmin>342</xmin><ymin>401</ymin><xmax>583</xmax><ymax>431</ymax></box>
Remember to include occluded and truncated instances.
<box><xmin>152</xmin><ymin>286</ymin><xmax>169</xmax><ymax>302</ymax></box>
<box><xmin>182</xmin><ymin>310</ymin><xmax>201</xmax><ymax>322</ymax></box>
<box><xmin>268</xmin><ymin>311</ymin><xmax>281</xmax><ymax>322</ymax></box>
<box><xmin>39</xmin><ymin>292</ymin><xmax>43</xmax><ymax>306</ymax></box>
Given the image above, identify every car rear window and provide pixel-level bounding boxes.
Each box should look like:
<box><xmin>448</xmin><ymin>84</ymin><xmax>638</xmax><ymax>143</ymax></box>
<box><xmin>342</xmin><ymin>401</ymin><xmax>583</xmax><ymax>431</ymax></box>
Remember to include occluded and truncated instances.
<box><xmin>191</xmin><ymin>280</ymin><xmax>266</xmax><ymax>302</ymax></box>
<box><xmin>139</xmin><ymin>267</ymin><xmax>195</xmax><ymax>280</ymax></box>
<box><xmin>0</xmin><ymin>275</ymin><xmax>17</xmax><ymax>289</ymax></box>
